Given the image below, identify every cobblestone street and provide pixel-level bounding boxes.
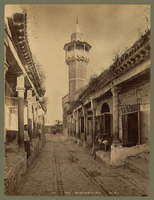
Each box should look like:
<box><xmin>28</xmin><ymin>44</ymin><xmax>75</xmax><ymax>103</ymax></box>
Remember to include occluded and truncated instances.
<box><xmin>10</xmin><ymin>134</ymin><xmax>149</xmax><ymax>196</ymax></box>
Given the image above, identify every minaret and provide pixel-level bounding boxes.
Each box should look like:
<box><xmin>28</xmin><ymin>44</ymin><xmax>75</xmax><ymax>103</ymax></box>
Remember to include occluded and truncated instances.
<box><xmin>64</xmin><ymin>18</ymin><xmax>92</xmax><ymax>102</ymax></box>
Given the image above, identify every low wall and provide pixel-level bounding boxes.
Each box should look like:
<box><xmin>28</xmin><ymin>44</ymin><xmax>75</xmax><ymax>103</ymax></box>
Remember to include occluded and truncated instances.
<box><xmin>69</xmin><ymin>136</ymin><xmax>73</xmax><ymax>141</ymax></box>
<box><xmin>80</xmin><ymin>133</ymin><xmax>85</xmax><ymax>141</ymax></box>
<box><xmin>96</xmin><ymin>151</ymin><xmax>111</xmax><ymax>165</ymax></box>
<box><xmin>72</xmin><ymin>136</ymin><xmax>77</xmax><ymax>143</ymax></box>
<box><xmin>83</xmin><ymin>141</ymin><xmax>89</xmax><ymax>149</ymax></box>
<box><xmin>4</xmin><ymin>150</ymin><xmax>27</xmax><ymax>195</ymax></box>
<box><xmin>87</xmin><ymin>135</ymin><xmax>92</xmax><ymax>146</ymax></box>
<box><xmin>110</xmin><ymin>143</ymin><xmax>150</xmax><ymax>166</ymax></box>
<box><xmin>4</xmin><ymin>137</ymin><xmax>45</xmax><ymax>195</ymax></box>
<box><xmin>63</xmin><ymin>127</ymin><xmax>68</xmax><ymax>136</ymax></box>
<box><xmin>27</xmin><ymin>138</ymin><xmax>44</xmax><ymax>167</ymax></box>
<box><xmin>77</xmin><ymin>138</ymin><xmax>83</xmax><ymax>146</ymax></box>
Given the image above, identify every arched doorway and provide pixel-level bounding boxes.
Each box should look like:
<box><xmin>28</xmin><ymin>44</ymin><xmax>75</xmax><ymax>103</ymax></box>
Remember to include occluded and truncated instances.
<box><xmin>99</xmin><ymin>103</ymin><xmax>113</xmax><ymax>148</ymax></box>
<box><xmin>101</xmin><ymin>103</ymin><xmax>110</xmax><ymax>113</ymax></box>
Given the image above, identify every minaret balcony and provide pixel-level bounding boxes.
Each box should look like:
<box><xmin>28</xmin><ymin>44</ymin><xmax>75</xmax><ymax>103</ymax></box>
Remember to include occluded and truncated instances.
<box><xmin>65</xmin><ymin>49</ymin><xmax>90</xmax><ymax>64</ymax></box>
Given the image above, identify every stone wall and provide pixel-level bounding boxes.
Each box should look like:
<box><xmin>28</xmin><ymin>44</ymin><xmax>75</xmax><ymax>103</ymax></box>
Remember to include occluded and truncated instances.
<box><xmin>27</xmin><ymin>138</ymin><xmax>44</xmax><ymax>167</ymax></box>
<box><xmin>72</xmin><ymin>136</ymin><xmax>77</xmax><ymax>143</ymax></box>
<box><xmin>63</xmin><ymin>127</ymin><xmax>68</xmax><ymax>136</ymax></box>
<box><xmin>4</xmin><ymin>137</ymin><xmax>45</xmax><ymax>195</ymax></box>
<box><xmin>110</xmin><ymin>143</ymin><xmax>150</xmax><ymax>166</ymax></box>
<box><xmin>4</xmin><ymin>150</ymin><xmax>27</xmax><ymax>195</ymax></box>
<box><xmin>80</xmin><ymin>133</ymin><xmax>85</xmax><ymax>141</ymax></box>
<box><xmin>86</xmin><ymin>135</ymin><xmax>92</xmax><ymax>145</ymax></box>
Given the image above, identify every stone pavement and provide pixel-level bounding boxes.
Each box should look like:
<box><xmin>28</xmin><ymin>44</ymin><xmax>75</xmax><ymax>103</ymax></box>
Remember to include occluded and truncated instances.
<box><xmin>9</xmin><ymin>133</ymin><xmax>149</xmax><ymax>196</ymax></box>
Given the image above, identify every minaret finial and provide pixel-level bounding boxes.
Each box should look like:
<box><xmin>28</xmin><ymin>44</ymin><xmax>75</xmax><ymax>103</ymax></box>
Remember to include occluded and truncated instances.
<box><xmin>76</xmin><ymin>17</ymin><xmax>81</xmax><ymax>33</ymax></box>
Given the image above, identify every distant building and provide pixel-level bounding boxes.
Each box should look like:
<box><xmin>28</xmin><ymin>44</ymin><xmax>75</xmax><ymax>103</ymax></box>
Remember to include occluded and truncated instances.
<box><xmin>45</xmin><ymin>126</ymin><xmax>56</xmax><ymax>134</ymax></box>
<box><xmin>45</xmin><ymin>120</ymin><xmax>63</xmax><ymax>134</ymax></box>
<box><xmin>62</xmin><ymin>20</ymin><xmax>150</xmax><ymax>165</ymax></box>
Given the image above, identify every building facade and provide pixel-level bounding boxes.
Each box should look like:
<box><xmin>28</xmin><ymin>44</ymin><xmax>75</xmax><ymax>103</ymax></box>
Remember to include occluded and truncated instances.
<box><xmin>4</xmin><ymin>12</ymin><xmax>47</xmax><ymax>149</ymax></box>
<box><xmin>62</xmin><ymin>23</ymin><xmax>150</xmax><ymax>165</ymax></box>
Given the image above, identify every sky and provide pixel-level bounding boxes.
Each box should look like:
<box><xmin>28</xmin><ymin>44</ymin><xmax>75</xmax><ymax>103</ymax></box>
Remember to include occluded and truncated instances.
<box><xmin>5</xmin><ymin>4</ymin><xmax>150</xmax><ymax>125</ymax></box>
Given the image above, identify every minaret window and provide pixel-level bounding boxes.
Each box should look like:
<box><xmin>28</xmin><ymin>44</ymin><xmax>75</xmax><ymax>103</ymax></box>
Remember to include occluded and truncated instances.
<box><xmin>76</xmin><ymin>44</ymin><xmax>84</xmax><ymax>50</ymax></box>
<box><xmin>85</xmin><ymin>46</ymin><xmax>89</xmax><ymax>52</ymax></box>
<box><xmin>68</xmin><ymin>46</ymin><xmax>74</xmax><ymax>51</ymax></box>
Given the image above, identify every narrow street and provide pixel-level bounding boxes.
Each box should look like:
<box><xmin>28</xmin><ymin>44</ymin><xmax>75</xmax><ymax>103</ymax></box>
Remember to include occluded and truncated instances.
<box><xmin>10</xmin><ymin>134</ymin><xmax>148</xmax><ymax>197</ymax></box>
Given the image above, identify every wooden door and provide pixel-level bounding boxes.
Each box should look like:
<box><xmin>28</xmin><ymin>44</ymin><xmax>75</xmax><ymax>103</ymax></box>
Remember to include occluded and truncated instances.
<box><xmin>81</xmin><ymin>117</ymin><xmax>84</xmax><ymax>133</ymax></box>
<box><xmin>122</xmin><ymin>112</ymin><xmax>139</xmax><ymax>147</ymax></box>
<box><xmin>100</xmin><ymin>115</ymin><xmax>104</xmax><ymax>137</ymax></box>
<box><xmin>128</xmin><ymin>112</ymin><xmax>138</xmax><ymax>146</ymax></box>
<box><xmin>137</xmin><ymin>111</ymin><xmax>141</xmax><ymax>144</ymax></box>
<box><xmin>104</xmin><ymin>114</ymin><xmax>111</xmax><ymax>135</ymax></box>
<box><xmin>122</xmin><ymin>114</ymin><xmax>129</xmax><ymax>146</ymax></box>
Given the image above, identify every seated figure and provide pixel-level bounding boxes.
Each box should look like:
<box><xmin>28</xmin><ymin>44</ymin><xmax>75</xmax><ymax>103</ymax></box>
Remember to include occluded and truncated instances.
<box><xmin>98</xmin><ymin>138</ymin><xmax>109</xmax><ymax>152</ymax></box>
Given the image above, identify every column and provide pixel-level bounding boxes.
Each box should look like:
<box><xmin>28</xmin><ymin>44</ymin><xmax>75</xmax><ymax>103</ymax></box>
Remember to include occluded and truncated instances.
<box><xmin>72</xmin><ymin>112</ymin><xmax>75</xmax><ymax>137</ymax></box>
<box><xmin>42</xmin><ymin>114</ymin><xmax>45</xmax><ymax>142</ymax></box>
<box><xmin>83</xmin><ymin>107</ymin><xmax>87</xmax><ymax>142</ymax></box>
<box><xmin>91</xmin><ymin>99</ymin><xmax>97</xmax><ymax>146</ymax></box>
<box><xmin>4</xmin><ymin>61</ymin><xmax>9</xmax><ymax>156</ymax></box>
<box><xmin>27</xmin><ymin>90</ymin><xmax>33</xmax><ymax>141</ymax></box>
<box><xmin>32</xmin><ymin>96</ymin><xmax>37</xmax><ymax>138</ymax></box>
<box><xmin>63</xmin><ymin>114</ymin><xmax>66</xmax><ymax>129</ymax></box>
<box><xmin>71</xmin><ymin>116</ymin><xmax>73</xmax><ymax>137</ymax></box>
<box><xmin>36</xmin><ymin>101</ymin><xmax>39</xmax><ymax>131</ymax></box>
<box><xmin>4</xmin><ymin>42</ymin><xmax>9</xmax><ymax>143</ymax></box>
<box><xmin>16</xmin><ymin>75</ymin><xmax>25</xmax><ymax>149</ymax></box>
<box><xmin>111</xmin><ymin>87</ymin><xmax>121</xmax><ymax>145</ymax></box>
<box><xmin>76</xmin><ymin>110</ymin><xmax>79</xmax><ymax>138</ymax></box>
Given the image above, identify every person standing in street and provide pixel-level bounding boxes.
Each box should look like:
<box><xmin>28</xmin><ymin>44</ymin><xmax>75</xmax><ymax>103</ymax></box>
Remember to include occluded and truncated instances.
<box><xmin>37</xmin><ymin>124</ymin><xmax>41</xmax><ymax>140</ymax></box>
<box><xmin>24</xmin><ymin>124</ymin><xmax>30</xmax><ymax>158</ymax></box>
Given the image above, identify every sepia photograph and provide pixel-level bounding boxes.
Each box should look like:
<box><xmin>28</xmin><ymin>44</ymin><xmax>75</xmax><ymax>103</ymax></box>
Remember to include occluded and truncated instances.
<box><xmin>4</xmin><ymin>3</ymin><xmax>150</xmax><ymax>197</ymax></box>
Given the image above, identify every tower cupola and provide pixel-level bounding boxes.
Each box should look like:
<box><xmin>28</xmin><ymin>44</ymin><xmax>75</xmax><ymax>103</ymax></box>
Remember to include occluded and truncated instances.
<box><xmin>71</xmin><ymin>18</ymin><xmax>84</xmax><ymax>42</ymax></box>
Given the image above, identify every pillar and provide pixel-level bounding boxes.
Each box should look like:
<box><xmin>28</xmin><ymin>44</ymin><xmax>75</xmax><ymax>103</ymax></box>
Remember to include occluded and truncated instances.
<box><xmin>32</xmin><ymin>96</ymin><xmax>37</xmax><ymax>138</ymax></box>
<box><xmin>83</xmin><ymin>107</ymin><xmax>87</xmax><ymax>142</ymax></box>
<box><xmin>76</xmin><ymin>110</ymin><xmax>79</xmax><ymax>138</ymax></box>
<box><xmin>111</xmin><ymin>87</ymin><xmax>121</xmax><ymax>145</ymax></box>
<box><xmin>4</xmin><ymin>60</ymin><xmax>9</xmax><ymax>159</ymax></box>
<box><xmin>82</xmin><ymin>106</ymin><xmax>88</xmax><ymax>149</ymax></box>
<box><xmin>42</xmin><ymin>114</ymin><xmax>45</xmax><ymax>140</ymax></box>
<box><xmin>67</xmin><ymin>116</ymin><xmax>70</xmax><ymax>136</ymax></box>
<box><xmin>91</xmin><ymin>99</ymin><xmax>97</xmax><ymax>146</ymax></box>
<box><xmin>71</xmin><ymin>115</ymin><xmax>73</xmax><ymax>136</ymax></box>
<box><xmin>16</xmin><ymin>75</ymin><xmax>25</xmax><ymax>149</ymax></box>
<box><xmin>72</xmin><ymin>113</ymin><xmax>76</xmax><ymax>142</ymax></box>
<box><xmin>27</xmin><ymin>90</ymin><xmax>33</xmax><ymax>141</ymax></box>
<box><xmin>72</xmin><ymin>112</ymin><xmax>75</xmax><ymax>137</ymax></box>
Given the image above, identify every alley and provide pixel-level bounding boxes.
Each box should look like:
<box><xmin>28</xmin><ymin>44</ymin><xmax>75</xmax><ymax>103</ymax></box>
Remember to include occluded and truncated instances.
<box><xmin>10</xmin><ymin>134</ymin><xmax>148</xmax><ymax>197</ymax></box>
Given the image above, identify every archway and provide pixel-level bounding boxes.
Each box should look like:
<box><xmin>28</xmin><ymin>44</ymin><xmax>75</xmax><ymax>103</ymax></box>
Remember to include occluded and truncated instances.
<box><xmin>99</xmin><ymin>103</ymin><xmax>112</xmax><ymax>149</ymax></box>
<box><xmin>101</xmin><ymin>103</ymin><xmax>110</xmax><ymax>113</ymax></box>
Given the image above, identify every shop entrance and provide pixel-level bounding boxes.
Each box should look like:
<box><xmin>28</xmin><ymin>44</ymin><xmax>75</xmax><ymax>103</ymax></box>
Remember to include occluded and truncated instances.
<box><xmin>122</xmin><ymin>111</ymin><xmax>140</xmax><ymax>147</ymax></box>
<box><xmin>95</xmin><ymin>103</ymin><xmax>113</xmax><ymax>147</ymax></box>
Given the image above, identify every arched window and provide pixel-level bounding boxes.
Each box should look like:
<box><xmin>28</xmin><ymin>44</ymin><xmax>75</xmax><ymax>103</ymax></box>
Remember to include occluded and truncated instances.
<box><xmin>101</xmin><ymin>103</ymin><xmax>110</xmax><ymax>113</ymax></box>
